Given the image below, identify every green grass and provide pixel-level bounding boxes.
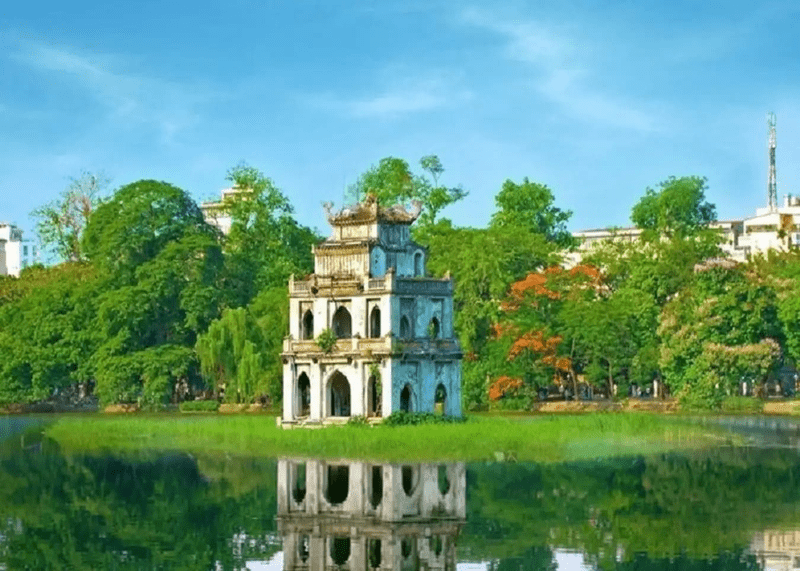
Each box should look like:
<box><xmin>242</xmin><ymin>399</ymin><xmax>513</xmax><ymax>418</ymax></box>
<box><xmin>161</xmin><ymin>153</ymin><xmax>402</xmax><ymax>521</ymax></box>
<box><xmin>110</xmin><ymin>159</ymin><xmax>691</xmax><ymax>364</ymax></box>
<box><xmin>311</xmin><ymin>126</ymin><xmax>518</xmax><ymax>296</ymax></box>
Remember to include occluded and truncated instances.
<box><xmin>719</xmin><ymin>396</ymin><xmax>764</xmax><ymax>414</ymax></box>
<box><xmin>43</xmin><ymin>413</ymin><xmax>736</xmax><ymax>463</ymax></box>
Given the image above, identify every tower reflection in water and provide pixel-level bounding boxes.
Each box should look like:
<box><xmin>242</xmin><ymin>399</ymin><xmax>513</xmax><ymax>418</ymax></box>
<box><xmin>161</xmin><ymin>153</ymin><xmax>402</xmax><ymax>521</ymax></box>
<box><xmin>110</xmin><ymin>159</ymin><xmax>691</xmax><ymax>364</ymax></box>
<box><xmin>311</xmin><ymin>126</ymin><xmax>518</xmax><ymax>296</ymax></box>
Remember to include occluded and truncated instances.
<box><xmin>277</xmin><ymin>460</ymin><xmax>466</xmax><ymax>571</ymax></box>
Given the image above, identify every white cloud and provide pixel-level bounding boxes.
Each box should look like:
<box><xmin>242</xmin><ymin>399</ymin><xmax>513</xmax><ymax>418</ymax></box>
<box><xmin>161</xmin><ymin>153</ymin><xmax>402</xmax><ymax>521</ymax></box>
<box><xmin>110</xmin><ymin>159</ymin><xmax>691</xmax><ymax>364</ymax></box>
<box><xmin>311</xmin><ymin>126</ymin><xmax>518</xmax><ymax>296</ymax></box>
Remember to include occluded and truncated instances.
<box><xmin>11</xmin><ymin>40</ymin><xmax>215</xmax><ymax>143</ymax></box>
<box><xmin>460</xmin><ymin>7</ymin><xmax>661</xmax><ymax>132</ymax></box>
<box><xmin>310</xmin><ymin>73</ymin><xmax>472</xmax><ymax>119</ymax></box>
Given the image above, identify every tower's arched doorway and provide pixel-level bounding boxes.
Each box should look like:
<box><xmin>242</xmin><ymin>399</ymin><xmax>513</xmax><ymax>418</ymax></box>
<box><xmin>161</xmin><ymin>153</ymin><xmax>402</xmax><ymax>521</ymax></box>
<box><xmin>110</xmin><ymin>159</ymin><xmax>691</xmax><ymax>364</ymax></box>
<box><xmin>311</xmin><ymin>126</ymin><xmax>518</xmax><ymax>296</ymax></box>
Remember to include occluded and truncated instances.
<box><xmin>400</xmin><ymin>384</ymin><xmax>412</xmax><ymax>413</ymax></box>
<box><xmin>435</xmin><ymin>383</ymin><xmax>446</xmax><ymax>415</ymax></box>
<box><xmin>332</xmin><ymin>306</ymin><xmax>352</xmax><ymax>339</ymax></box>
<box><xmin>368</xmin><ymin>375</ymin><xmax>381</xmax><ymax>417</ymax></box>
<box><xmin>328</xmin><ymin>371</ymin><xmax>351</xmax><ymax>417</ymax></box>
<box><xmin>297</xmin><ymin>373</ymin><xmax>311</xmax><ymax>417</ymax></box>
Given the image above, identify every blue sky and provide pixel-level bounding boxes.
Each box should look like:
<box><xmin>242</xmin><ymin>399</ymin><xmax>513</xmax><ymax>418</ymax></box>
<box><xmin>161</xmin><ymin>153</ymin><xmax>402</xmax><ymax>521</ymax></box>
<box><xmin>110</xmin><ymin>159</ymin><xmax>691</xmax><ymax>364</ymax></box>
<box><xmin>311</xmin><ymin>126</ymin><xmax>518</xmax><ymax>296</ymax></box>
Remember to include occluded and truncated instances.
<box><xmin>2</xmin><ymin>0</ymin><xmax>800</xmax><ymax>240</ymax></box>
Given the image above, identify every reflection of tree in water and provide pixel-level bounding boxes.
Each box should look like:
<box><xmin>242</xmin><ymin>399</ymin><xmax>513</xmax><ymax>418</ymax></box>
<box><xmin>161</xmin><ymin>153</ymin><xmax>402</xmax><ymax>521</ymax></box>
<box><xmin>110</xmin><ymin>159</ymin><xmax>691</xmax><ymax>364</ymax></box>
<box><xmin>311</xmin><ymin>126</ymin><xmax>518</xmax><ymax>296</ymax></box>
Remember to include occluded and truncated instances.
<box><xmin>465</xmin><ymin>448</ymin><xmax>800</xmax><ymax>570</ymax></box>
<box><xmin>0</xmin><ymin>431</ymin><xmax>279</xmax><ymax>570</ymax></box>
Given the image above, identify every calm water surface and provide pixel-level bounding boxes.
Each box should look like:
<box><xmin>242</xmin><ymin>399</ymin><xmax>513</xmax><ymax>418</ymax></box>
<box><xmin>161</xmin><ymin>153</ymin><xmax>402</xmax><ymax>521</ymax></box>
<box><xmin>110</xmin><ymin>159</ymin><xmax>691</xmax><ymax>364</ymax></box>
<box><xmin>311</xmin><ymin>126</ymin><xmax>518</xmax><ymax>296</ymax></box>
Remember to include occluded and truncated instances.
<box><xmin>1</xmin><ymin>416</ymin><xmax>800</xmax><ymax>570</ymax></box>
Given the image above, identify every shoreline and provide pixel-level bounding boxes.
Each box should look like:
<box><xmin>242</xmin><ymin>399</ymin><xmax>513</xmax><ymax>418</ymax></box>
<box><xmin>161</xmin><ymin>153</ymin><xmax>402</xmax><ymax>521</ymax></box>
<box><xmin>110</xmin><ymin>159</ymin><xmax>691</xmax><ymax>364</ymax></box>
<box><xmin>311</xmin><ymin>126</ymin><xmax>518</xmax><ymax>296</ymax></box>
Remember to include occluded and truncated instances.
<box><xmin>2</xmin><ymin>397</ymin><xmax>800</xmax><ymax>416</ymax></box>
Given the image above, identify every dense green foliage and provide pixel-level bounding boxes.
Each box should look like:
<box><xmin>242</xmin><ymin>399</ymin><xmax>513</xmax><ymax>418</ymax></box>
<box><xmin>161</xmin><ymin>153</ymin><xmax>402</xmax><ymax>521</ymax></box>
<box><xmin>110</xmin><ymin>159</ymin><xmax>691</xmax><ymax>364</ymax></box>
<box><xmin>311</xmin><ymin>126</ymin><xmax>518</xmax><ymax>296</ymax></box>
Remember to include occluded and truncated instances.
<box><xmin>1</xmin><ymin>166</ymin><xmax>314</xmax><ymax>408</ymax></box>
<box><xmin>7</xmin><ymin>160</ymin><xmax>800</xmax><ymax>410</ymax></box>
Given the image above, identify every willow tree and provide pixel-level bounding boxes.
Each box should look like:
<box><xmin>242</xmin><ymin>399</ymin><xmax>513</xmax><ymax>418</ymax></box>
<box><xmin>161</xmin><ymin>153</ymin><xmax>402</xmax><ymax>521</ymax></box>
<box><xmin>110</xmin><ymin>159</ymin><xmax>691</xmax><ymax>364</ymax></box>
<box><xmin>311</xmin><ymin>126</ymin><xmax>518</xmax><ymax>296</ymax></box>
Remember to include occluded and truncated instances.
<box><xmin>196</xmin><ymin>286</ymin><xmax>287</xmax><ymax>404</ymax></box>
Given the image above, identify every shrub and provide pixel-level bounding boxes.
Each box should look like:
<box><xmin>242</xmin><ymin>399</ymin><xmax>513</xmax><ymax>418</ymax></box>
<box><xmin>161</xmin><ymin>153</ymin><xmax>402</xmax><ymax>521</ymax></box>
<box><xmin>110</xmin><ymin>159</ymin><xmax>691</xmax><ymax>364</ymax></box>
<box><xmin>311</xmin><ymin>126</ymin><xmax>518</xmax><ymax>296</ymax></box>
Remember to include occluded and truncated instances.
<box><xmin>347</xmin><ymin>415</ymin><xmax>369</xmax><ymax>426</ymax></box>
<box><xmin>382</xmin><ymin>411</ymin><xmax>467</xmax><ymax>426</ymax></box>
<box><xmin>720</xmin><ymin>396</ymin><xmax>763</xmax><ymax>414</ymax></box>
<box><xmin>316</xmin><ymin>328</ymin><xmax>337</xmax><ymax>354</ymax></box>
<box><xmin>180</xmin><ymin>400</ymin><xmax>220</xmax><ymax>412</ymax></box>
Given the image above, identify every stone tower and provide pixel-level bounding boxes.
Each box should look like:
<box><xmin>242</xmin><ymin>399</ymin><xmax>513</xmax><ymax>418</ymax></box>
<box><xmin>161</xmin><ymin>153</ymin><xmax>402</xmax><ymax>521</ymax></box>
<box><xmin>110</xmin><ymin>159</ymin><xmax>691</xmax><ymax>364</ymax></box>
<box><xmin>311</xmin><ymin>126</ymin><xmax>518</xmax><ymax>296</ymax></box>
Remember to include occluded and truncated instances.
<box><xmin>281</xmin><ymin>195</ymin><xmax>462</xmax><ymax>426</ymax></box>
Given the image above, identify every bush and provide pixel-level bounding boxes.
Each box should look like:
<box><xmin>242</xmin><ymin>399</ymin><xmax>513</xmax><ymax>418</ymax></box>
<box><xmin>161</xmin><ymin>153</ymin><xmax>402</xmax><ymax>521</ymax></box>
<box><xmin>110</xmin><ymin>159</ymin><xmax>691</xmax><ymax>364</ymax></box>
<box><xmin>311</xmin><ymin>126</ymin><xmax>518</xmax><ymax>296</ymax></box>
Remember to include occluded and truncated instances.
<box><xmin>316</xmin><ymin>328</ymin><xmax>337</xmax><ymax>354</ymax></box>
<box><xmin>720</xmin><ymin>396</ymin><xmax>763</xmax><ymax>414</ymax></box>
<box><xmin>180</xmin><ymin>400</ymin><xmax>220</xmax><ymax>412</ymax></box>
<box><xmin>347</xmin><ymin>415</ymin><xmax>369</xmax><ymax>426</ymax></box>
<box><xmin>382</xmin><ymin>411</ymin><xmax>467</xmax><ymax>426</ymax></box>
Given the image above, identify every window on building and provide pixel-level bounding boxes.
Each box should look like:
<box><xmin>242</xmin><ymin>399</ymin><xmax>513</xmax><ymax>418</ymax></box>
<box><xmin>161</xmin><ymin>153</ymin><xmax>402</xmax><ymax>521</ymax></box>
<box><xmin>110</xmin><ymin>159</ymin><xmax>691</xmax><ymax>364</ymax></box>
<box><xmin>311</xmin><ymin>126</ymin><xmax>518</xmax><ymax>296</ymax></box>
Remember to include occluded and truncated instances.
<box><xmin>302</xmin><ymin>310</ymin><xmax>314</xmax><ymax>340</ymax></box>
<box><xmin>332</xmin><ymin>306</ymin><xmax>352</xmax><ymax>339</ymax></box>
<box><xmin>370</xmin><ymin>307</ymin><xmax>381</xmax><ymax>338</ymax></box>
<box><xmin>428</xmin><ymin>317</ymin><xmax>440</xmax><ymax>339</ymax></box>
<box><xmin>400</xmin><ymin>316</ymin><xmax>411</xmax><ymax>339</ymax></box>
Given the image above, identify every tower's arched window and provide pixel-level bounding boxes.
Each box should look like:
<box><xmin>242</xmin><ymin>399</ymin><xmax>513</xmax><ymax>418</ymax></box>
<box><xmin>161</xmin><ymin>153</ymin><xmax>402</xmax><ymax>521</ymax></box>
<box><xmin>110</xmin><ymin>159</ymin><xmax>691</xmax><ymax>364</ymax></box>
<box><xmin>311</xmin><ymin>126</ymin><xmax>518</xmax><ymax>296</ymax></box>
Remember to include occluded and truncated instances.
<box><xmin>400</xmin><ymin>316</ymin><xmax>411</xmax><ymax>339</ymax></box>
<box><xmin>332</xmin><ymin>306</ymin><xmax>352</xmax><ymax>339</ymax></box>
<box><xmin>370</xmin><ymin>307</ymin><xmax>381</xmax><ymax>338</ymax></box>
<box><xmin>428</xmin><ymin>317</ymin><xmax>440</xmax><ymax>339</ymax></box>
<box><xmin>302</xmin><ymin>310</ymin><xmax>314</xmax><ymax>340</ymax></box>
<box><xmin>414</xmin><ymin>251</ymin><xmax>423</xmax><ymax>276</ymax></box>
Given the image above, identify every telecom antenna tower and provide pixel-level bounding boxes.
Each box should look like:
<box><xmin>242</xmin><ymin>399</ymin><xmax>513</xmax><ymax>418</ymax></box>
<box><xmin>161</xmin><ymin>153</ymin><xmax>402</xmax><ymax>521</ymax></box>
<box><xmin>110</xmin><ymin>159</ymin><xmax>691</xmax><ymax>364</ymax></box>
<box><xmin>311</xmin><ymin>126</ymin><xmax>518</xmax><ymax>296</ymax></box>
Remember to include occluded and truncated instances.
<box><xmin>768</xmin><ymin>112</ymin><xmax>777</xmax><ymax>211</ymax></box>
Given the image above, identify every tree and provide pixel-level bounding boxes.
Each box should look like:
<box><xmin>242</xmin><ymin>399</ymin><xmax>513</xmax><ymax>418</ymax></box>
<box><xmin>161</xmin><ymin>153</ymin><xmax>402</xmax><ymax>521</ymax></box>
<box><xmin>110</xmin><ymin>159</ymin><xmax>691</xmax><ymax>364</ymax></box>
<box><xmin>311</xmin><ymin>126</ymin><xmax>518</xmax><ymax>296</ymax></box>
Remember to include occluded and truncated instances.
<box><xmin>347</xmin><ymin>155</ymin><xmax>467</xmax><ymax>229</ymax></box>
<box><xmin>219</xmin><ymin>163</ymin><xmax>318</xmax><ymax>306</ymax></box>
<box><xmin>490</xmin><ymin>178</ymin><xmax>574</xmax><ymax>247</ymax></box>
<box><xmin>79</xmin><ymin>180</ymin><xmax>225</xmax><ymax>407</ymax></box>
<box><xmin>196</xmin><ymin>286</ymin><xmax>287</xmax><ymax>404</ymax></box>
<box><xmin>659</xmin><ymin>259</ymin><xmax>782</xmax><ymax>407</ymax></box>
<box><xmin>31</xmin><ymin>171</ymin><xmax>110</xmax><ymax>261</ymax></box>
<box><xmin>631</xmin><ymin>176</ymin><xmax>717</xmax><ymax>239</ymax></box>
<box><xmin>82</xmin><ymin>179</ymin><xmax>216</xmax><ymax>281</ymax></box>
<box><xmin>0</xmin><ymin>263</ymin><xmax>100</xmax><ymax>404</ymax></box>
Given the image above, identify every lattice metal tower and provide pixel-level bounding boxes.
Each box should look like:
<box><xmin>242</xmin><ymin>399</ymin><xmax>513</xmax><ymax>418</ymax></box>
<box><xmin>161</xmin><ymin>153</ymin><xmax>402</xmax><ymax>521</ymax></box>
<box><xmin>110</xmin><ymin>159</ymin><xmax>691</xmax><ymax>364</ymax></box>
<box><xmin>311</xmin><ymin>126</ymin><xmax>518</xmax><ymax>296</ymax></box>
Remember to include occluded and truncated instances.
<box><xmin>768</xmin><ymin>112</ymin><xmax>777</xmax><ymax>211</ymax></box>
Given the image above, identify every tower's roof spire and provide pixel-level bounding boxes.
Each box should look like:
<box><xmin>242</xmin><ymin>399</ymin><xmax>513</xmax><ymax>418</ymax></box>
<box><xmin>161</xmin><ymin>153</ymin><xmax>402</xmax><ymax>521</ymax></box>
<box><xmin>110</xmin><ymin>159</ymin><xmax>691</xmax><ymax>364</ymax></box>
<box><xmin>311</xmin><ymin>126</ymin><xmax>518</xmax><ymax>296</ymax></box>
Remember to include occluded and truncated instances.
<box><xmin>322</xmin><ymin>194</ymin><xmax>422</xmax><ymax>226</ymax></box>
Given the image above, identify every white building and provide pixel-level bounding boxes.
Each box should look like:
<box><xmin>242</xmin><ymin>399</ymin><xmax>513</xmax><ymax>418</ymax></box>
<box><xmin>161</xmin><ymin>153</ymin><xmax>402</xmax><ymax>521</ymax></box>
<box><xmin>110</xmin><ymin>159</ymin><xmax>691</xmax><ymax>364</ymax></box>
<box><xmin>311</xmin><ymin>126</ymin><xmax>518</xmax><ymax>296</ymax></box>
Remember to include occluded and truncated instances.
<box><xmin>280</xmin><ymin>195</ymin><xmax>463</xmax><ymax>426</ymax></box>
<box><xmin>567</xmin><ymin>195</ymin><xmax>800</xmax><ymax>267</ymax></box>
<box><xmin>199</xmin><ymin>187</ymin><xmax>240</xmax><ymax>235</ymax></box>
<box><xmin>277</xmin><ymin>458</ymin><xmax>465</xmax><ymax>571</ymax></box>
<box><xmin>0</xmin><ymin>223</ymin><xmax>38</xmax><ymax>277</ymax></box>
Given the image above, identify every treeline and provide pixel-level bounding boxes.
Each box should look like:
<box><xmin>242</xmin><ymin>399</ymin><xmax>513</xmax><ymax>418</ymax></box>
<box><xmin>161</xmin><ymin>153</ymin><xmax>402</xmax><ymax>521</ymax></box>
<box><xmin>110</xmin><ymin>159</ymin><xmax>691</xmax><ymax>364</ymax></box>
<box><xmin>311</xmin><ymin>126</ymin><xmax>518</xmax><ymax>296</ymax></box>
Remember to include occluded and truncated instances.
<box><xmin>0</xmin><ymin>165</ymin><xmax>318</xmax><ymax>407</ymax></box>
<box><xmin>478</xmin><ymin>176</ymin><xmax>800</xmax><ymax>410</ymax></box>
<box><xmin>3</xmin><ymin>159</ymin><xmax>800</xmax><ymax>410</ymax></box>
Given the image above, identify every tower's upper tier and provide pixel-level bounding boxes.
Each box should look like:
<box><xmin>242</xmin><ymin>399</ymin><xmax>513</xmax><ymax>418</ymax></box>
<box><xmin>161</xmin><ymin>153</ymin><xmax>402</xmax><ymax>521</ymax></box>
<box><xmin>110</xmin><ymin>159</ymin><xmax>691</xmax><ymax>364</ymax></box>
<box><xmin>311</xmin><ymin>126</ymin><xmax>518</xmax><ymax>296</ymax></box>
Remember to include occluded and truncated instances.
<box><xmin>314</xmin><ymin>195</ymin><xmax>427</xmax><ymax>278</ymax></box>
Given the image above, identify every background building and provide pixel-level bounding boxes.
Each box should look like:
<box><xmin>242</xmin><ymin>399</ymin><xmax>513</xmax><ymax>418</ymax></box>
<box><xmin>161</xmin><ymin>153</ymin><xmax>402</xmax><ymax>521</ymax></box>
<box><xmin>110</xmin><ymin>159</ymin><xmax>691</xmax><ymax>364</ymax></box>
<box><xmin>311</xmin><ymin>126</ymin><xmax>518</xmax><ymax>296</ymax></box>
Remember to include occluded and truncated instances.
<box><xmin>0</xmin><ymin>223</ymin><xmax>38</xmax><ymax>277</ymax></box>
<box><xmin>200</xmin><ymin>187</ymin><xmax>239</xmax><ymax>235</ymax></box>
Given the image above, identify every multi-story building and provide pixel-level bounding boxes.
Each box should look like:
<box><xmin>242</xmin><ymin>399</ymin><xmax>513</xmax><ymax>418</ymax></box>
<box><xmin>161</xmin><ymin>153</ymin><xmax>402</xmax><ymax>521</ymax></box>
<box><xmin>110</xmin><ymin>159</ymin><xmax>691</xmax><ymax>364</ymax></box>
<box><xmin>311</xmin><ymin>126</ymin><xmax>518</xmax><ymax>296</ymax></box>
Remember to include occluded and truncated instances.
<box><xmin>277</xmin><ymin>458</ymin><xmax>465</xmax><ymax>571</ymax></box>
<box><xmin>0</xmin><ymin>223</ymin><xmax>38</xmax><ymax>277</ymax></box>
<box><xmin>199</xmin><ymin>187</ymin><xmax>240</xmax><ymax>235</ymax></box>
<box><xmin>566</xmin><ymin>195</ymin><xmax>800</xmax><ymax>267</ymax></box>
<box><xmin>280</xmin><ymin>195</ymin><xmax>462</xmax><ymax>426</ymax></box>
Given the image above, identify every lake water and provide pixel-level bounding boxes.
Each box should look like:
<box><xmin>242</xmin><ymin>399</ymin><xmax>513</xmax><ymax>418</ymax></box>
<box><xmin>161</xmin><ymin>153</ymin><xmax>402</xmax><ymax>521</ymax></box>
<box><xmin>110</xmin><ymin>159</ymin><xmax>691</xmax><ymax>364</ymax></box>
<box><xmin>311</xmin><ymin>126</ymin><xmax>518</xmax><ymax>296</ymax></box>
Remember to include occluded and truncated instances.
<box><xmin>2</xmin><ymin>417</ymin><xmax>800</xmax><ymax>570</ymax></box>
